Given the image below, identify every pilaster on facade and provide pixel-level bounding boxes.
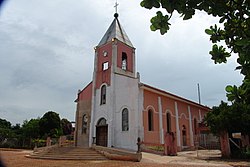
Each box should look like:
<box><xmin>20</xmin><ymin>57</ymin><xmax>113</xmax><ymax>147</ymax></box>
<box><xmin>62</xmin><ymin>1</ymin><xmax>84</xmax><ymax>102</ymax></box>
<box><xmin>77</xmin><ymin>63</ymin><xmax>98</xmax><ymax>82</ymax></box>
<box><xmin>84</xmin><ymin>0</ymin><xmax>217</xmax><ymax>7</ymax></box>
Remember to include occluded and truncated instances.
<box><xmin>199</xmin><ymin>109</ymin><xmax>202</xmax><ymax>122</ymax></box>
<box><xmin>110</xmin><ymin>42</ymin><xmax>117</xmax><ymax>148</ymax></box>
<box><xmin>138</xmin><ymin>88</ymin><xmax>144</xmax><ymax>140</ymax></box>
<box><xmin>111</xmin><ymin>41</ymin><xmax>117</xmax><ymax>74</ymax></box>
<box><xmin>188</xmin><ymin>106</ymin><xmax>194</xmax><ymax>146</ymax></box>
<box><xmin>107</xmin><ymin>119</ymin><xmax>113</xmax><ymax>147</ymax></box>
<box><xmin>89</xmin><ymin>98</ymin><xmax>95</xmax><ymax>147</ymax></box>
<box><xmin>132</xmin><ymin>50</ymin><xmax>136</xmax><ymax>78</ymax></box>
<box><xmin>174</xmin><ymin>101</ymin><xmax>181</xmax><ymax>148</ymax></box>
<box><xmin>74</xmin><ymin>109</ymin><xmax>79</xmax><ymax>146</ymax></box>
<box><xmin>158</xmin><ymin>96</ymin><xmax>164</xmax><ymax>144</ymax></box>
<box><xmin>89</xmin><ymin>51</ymin><xmax>98</xmax><ymax>147</ymax></box>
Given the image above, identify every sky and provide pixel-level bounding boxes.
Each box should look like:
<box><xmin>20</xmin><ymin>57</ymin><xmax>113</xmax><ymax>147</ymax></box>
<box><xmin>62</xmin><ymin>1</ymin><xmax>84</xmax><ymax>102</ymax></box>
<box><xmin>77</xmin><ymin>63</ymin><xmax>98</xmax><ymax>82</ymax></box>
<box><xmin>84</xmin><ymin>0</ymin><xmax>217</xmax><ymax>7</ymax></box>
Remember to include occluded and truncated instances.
<box><xmin>0</xmin><ymin>0</ymin><xmax>243</xmax><ymax>125</ymax></box>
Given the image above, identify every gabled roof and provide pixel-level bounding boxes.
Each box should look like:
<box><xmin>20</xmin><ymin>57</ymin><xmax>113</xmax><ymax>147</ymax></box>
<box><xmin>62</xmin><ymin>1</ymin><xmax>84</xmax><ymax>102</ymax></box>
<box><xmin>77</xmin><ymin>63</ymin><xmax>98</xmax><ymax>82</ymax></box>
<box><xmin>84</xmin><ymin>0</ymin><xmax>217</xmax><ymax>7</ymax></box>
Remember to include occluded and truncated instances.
<box><xmin>98</xmin><ymin>14</ymin><xmax>133</xmax><ymax>47</ymax></box>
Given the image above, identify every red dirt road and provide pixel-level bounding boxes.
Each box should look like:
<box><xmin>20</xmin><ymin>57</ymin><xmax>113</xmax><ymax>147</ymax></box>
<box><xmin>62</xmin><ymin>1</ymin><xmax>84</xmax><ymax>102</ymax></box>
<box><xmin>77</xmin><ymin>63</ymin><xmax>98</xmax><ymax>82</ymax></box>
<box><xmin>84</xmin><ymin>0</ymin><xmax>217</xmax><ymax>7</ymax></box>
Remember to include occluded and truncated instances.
<box><xmin>0</xmin><ymin>150</ymin><xmax>177</xmax><ymax>167</ymax></box>
<box><xmin>1</xmin><ymin>150</ymin><xmax>249</xmax><ymax>167</ymax></box>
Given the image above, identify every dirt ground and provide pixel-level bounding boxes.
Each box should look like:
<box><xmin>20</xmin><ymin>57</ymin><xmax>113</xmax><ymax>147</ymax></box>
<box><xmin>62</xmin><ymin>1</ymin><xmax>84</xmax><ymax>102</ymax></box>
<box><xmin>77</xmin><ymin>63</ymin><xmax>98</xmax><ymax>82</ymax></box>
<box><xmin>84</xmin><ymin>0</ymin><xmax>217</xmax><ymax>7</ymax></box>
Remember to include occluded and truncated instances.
<box><xmin>0</xmin><ymin>150</ymin><xmax>183</xmax><ymax>167</ymax></box>
<box><xmin>1</xmin><ymin>149</ymin><xmax>249</xmax><ymax>167</ymax></box>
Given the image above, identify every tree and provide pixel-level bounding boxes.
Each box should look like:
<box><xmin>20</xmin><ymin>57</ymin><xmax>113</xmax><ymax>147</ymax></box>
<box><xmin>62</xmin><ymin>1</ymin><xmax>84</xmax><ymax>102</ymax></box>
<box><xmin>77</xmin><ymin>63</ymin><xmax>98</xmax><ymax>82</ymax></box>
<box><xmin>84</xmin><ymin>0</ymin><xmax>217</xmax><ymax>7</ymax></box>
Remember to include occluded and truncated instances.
<box><xmin>0</xmin><ymin>118</ymin><xmax>13</xmax><ymax>143</ymax></box>
<box><xmin>0</xmin><ymin>118</ymin><xmax>11</xmax><ymax>129</ymax></box>
<box><xmin>39</xmin><ymin>111</ymin><xmax>62</xmax><ymax>138</ymax></box>
<box><xmin>140</xmin><ymin>0</ymin><xmax>250</xmax><ymax>134</ymax></box>
<box><xmin>11</xmin><ymin>123</ymin><xmax>23</xmax><ymax>147</ymax></box>
<box><xmin>206</xmin><ymin>101</ymin><xmax>250</xmax><ymax>135</ymax></box>
<box><xmin>0</xmin><ymin>119</ymin><xmax>22</xmax><ymax>148</ymax></box>
<box><xmin>22</xmin><ymin>119</ymin><xmax>40</xmax><ymax>139</ymax></box>
<box><xmin>61</xmin><ymin>118</ymin><xmax>73</xmax><ymax>136</ymax></box>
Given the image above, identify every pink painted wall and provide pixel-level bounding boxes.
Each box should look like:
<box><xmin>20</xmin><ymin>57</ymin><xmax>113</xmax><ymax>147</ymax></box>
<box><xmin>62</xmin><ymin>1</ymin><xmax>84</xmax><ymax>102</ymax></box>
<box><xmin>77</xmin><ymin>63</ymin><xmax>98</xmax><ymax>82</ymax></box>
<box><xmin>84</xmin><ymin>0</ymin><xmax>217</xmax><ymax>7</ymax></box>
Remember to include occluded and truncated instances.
<box><xmin>78</xmin><ymin>82</ymin><xmax>93</xmax><ymax>101</ymax></box>
<box><xmin>161</xmin><ymin>97</ymin><xmax>176</xmax><ymax>134</ymax></box>
<box><xmin>95</xmin><ymin>43</ymin><xmax>112</xmax><ymax>89</ymax></box>
<box><xmin>143</xmin><ymin>90</ymin><xmax>159</xmax><ymax>144</ymax></box>
<box><xmin>142</xmin><ymin>86</ymin><xmax>210</xmax><ymax>148</ymax></box>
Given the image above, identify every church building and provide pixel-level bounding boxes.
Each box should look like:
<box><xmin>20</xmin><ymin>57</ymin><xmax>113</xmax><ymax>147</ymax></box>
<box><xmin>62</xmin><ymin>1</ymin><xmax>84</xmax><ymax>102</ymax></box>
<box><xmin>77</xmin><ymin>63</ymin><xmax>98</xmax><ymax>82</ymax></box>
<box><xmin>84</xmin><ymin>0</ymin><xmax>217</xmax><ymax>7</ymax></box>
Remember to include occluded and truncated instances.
<box><xmin>74</xmin><ymin>12</ymin><xmax>210</xmax><ymax>152</ymax></box>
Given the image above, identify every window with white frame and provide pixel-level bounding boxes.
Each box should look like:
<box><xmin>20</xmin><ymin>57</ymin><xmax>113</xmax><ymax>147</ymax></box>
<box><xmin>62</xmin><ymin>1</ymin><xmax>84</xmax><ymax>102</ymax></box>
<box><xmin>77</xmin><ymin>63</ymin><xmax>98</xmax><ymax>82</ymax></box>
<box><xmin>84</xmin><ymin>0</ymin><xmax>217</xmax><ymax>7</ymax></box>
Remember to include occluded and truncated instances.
<box><xmin>122</xmin><ymin>108</ymin><xmax>129</xmax><ymax>131</ymax></box>
<box><xmin>100</xmin><ymin>85</ymin><xmax>106</xmax><ymax>105</ymax></box>
<box><xmin>102</xmin><ymin>62</ymin><xmax>109</xmax><ymax>71</ymax></box>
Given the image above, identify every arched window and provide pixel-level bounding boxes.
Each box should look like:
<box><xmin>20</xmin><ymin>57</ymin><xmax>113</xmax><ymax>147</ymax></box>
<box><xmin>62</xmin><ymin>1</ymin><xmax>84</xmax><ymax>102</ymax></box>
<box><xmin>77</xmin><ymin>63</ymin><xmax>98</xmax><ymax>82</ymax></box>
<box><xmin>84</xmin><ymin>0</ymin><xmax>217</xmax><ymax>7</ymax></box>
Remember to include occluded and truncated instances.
<box><xmin>122</xmin><ymin>108</ymin><xmax>129</xmax><ymax>131</ymax></box>
<box><xmin>122</xmin><ymin>52</ymin><xmax>127</xmax><ymax>70</ymax></box>
<box><xmin>148</xmin><ymin>109</ymin><xmax>153</xmax><ymax>131</ymax></box>
<box><xmin>166</xmin><ymin>112</ymin><xmax>171</xmax><ymax>133</ymax></box>
<box><xmin>100</xmin><ymin>85</ymin><xmax>106</xmax><ymax>105</ymax></box>
<box><xmin>194</xmin><ymin>118</ymin><xmax>197</xmax><ymax>135</ymax></box>
<box><xmin>82</xmin><ymin>114</ymin><xmax>87</xmax><ymax>134</ymax></box>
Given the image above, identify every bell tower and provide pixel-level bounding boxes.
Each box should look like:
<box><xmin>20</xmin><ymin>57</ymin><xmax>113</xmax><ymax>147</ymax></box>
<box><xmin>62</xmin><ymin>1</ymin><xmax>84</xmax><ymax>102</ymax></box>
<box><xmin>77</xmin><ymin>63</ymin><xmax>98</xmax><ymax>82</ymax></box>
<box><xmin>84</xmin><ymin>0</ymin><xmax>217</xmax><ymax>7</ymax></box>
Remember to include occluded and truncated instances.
<box><xmin>93</xmin><ymin>12</ymin><xmax>136</xmax><ymax>90</ymax></box>
<box><xmin>89</xmin><ymin>11</ymin><xmax>141</xmax><ymax>150</ymax></box>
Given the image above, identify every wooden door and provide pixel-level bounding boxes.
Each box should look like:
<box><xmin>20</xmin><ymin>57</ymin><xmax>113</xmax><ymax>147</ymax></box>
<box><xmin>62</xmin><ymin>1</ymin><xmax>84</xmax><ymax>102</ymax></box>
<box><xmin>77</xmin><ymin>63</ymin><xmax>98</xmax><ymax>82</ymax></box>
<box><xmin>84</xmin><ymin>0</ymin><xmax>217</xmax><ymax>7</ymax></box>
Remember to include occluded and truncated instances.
<box><xmin>96</xmin><ymin>125</ymin><xmax>108</xmax><ymax>147</ymax></box>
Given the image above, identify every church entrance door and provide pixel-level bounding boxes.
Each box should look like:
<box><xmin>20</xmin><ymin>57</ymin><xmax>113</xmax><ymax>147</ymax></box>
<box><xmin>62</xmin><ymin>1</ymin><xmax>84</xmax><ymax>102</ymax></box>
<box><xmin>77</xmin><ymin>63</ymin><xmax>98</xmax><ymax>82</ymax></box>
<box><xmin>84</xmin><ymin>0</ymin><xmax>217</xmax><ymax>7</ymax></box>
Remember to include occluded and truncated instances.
<box><xmin>96</xmin><ymin>118</ymin><xmax>108</xmax><ymax>147</ymax></box>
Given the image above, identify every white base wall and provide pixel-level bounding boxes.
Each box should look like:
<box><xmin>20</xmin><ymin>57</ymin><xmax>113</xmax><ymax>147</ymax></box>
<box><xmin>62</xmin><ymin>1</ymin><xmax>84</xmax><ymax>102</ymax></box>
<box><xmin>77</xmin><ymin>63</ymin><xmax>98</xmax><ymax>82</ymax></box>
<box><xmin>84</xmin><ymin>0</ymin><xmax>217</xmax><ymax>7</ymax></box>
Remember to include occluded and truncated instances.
<box><xmin>90</xmin><ymin>73</ymin><xmax>141</xmax><ymax>151</ymax></box>
<box><xmin>112</xmin><ymin>74</ymin><xmax>140</xmax><ymax>151</ymax></box>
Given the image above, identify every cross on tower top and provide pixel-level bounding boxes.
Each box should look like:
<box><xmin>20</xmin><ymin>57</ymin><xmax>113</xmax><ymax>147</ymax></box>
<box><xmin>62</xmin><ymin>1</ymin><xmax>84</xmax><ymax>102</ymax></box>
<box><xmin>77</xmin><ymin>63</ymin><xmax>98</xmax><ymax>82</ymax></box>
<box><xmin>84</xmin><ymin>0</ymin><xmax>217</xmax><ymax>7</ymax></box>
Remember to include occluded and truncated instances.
<box><xmin>114</xmin><ymin>1</ymin><xmax>119</xmax><ymax>14</ymax></box>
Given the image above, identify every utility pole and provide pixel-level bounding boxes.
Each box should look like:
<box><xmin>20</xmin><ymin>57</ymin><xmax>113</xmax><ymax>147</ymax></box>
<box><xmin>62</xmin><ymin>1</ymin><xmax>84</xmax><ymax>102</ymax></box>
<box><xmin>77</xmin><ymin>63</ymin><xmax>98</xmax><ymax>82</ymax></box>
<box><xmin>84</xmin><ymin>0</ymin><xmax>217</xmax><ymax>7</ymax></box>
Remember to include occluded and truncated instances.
<box><xmin>197</xmin><ymin>83</ymin><xmax>201</xmax><ymax>104</ymax></box>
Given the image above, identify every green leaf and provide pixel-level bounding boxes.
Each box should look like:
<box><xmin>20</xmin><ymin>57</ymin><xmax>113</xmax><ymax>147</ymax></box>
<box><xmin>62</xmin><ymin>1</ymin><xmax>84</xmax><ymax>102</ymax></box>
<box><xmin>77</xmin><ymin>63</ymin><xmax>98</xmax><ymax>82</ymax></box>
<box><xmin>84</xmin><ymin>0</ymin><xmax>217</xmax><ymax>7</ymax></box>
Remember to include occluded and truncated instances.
<box><xmin>140</xmin><ymin>0</ymin><xmax>153</xmax><ymax>9</ymax></box>
<box><xmin>219</xmin><ymin>17</ymin><xmax>226</xmax><ymax>23</ymax></box>
<box><xmin>225</xmin><ymin>85</ymin><xmax>233</xmax><ymax>92</ymax></box>
<box><xmin>152</xmin><ymin>0</ymin><xmax>160</xmax><ymax>8</ymax></box>
<box><xmin>183</xmin><ymin>10</ymin><xmax>195</xmax><ymax>20</ymax></box>
<box><xmin>235</xmin><ymin>39</ymin><xmax>249</xmax><ymax>46</ymax></box>
<box><xmin>149</xmin><ymin>11</ymin><xmax>170</xmax><ymax>35</ymax></box>
<box><xmin>150</xmin><ymin>25</ymin><xmax>157</xmax><ymax>31</ymax></box>
<box><xmin>140</xmin><ymin>1</ymin><xmax>145</xmax><ymax>7</ymax></box>
<box><xmin>205</xmin><ymin>29</ymin><xmax>213</xmax><ymax>35</ymax></box>
<box><xmin>227</xmin><ymin>94</ymin><xmax>235</xmax><ymax>102</ymax></box>
<box><xmin>156</xmin><ymin>11</ymin><xmax>163</xmax><ymax>17</ymax></box>
<box><xmin>235</xmin><ymin>66</ymin><xmax>242</xmax><ymax>70</ymax></box>
<box><xmin>183</xmin><ymin>14</ymin><xmax>191</xmax><ymax>20</ymax></box>
<box><xmin>210</xmin><ymin>44</ymin><xmax>230</xmax><ymax>64</ymax></box>
<box><xmin>161</xmin><ymin>0</ymin><xmax>173</xmax><ymax>13</ymax></box>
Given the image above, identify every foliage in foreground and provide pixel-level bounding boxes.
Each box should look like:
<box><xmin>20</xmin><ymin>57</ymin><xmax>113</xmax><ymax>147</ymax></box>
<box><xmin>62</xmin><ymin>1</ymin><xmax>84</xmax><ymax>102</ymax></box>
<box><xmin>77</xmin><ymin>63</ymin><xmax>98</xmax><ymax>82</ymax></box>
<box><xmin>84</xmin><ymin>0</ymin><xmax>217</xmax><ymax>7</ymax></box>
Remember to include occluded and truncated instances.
<box><xmin>0</xmin><ymin>111</ymin><xmax>73</xmax><ymax>149</ymax></box>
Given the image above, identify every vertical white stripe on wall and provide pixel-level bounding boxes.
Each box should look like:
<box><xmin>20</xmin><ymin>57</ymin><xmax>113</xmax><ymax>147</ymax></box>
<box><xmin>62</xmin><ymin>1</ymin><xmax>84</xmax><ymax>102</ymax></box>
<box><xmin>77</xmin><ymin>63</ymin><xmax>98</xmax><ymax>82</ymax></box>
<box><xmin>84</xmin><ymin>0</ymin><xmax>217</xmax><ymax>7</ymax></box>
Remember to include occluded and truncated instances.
<box><xmin>188</xmin><ymin>106</ymin><xmax>194</xmax><ymax>146</ymax></box>
<box><xmin>158</xmin><ymin>97</ymin><xmax>164</xmax><ymax>144</ymax></box>
<box><xmin>89</xmin><ymin>50</ymin><xmax>98</xmax><ymax>147</ymax></box>
<box><xmin>199</xmin><ymin>109</ymin><xmax>202</xmax><ymax>121</ymax></box>
<box><xmin>175</xmin><ymin>102</ymin><xmax>181</xmax><ymax>147</ymax></box>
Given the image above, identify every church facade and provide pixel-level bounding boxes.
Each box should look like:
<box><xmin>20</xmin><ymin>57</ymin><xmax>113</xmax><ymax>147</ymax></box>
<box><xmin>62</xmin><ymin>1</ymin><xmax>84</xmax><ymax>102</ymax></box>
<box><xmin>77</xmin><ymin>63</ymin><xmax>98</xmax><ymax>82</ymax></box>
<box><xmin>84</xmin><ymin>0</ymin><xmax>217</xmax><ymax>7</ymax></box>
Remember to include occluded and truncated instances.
<box><xmin>74</xmin><ymin>13</ymin><xmax>210</xmax><ymax>152</ymax></box>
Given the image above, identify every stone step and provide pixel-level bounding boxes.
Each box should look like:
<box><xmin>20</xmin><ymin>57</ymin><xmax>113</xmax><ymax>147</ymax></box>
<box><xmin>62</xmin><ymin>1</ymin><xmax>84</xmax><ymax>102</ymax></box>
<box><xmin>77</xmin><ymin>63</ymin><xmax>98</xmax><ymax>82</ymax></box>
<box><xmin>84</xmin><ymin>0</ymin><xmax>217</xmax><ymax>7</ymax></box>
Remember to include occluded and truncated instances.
<box><xmin>28</xmin><ymin>155</ymin><xmax>106</xmax><ymax>160</ymax></box>
<box><xmin>33</xmin><ymin>153</ymin><xmax>103</xmax><ymax>157</ymax></box>
<box><xmin>27</xmin><ymin>147</ymin><xmax>107</xmax><ymax>160</ymax></box>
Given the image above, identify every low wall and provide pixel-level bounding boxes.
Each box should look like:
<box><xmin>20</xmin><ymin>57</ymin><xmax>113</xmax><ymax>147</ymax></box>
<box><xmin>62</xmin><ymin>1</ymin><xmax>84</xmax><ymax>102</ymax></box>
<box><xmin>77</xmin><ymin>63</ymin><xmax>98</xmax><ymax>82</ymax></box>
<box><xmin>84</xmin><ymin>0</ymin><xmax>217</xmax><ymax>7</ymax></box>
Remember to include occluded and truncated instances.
<box><xmin>92</xmin><ymin>145</ymin><xmax>142</xmax><ymax>162</ymax></box>
<box><xmin>33</xmin><ymin>144</ymin><xmax>59</xmax><ymax>153</ymax></box>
